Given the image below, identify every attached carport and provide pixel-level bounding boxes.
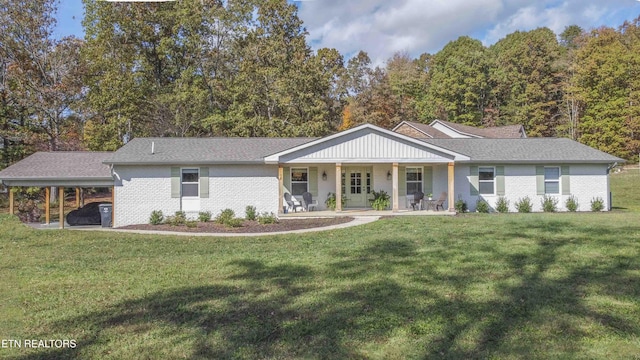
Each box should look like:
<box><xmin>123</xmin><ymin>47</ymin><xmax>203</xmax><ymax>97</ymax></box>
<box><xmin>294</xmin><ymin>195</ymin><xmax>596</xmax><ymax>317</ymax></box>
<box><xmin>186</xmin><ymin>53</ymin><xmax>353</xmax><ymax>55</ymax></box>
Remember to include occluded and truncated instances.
<box><xmin>0</xmin><ymin>152</ymin><xmax>114</xmax><ymax>228</ymax></box>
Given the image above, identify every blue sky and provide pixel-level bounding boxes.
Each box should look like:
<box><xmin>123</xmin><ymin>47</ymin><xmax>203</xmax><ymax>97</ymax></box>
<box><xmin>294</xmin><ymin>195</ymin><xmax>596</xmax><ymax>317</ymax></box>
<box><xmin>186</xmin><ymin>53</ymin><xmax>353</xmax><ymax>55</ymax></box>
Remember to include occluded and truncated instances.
<box><xmin>54</xmin><ymin>0</ymin><xmax>640</xmax><ymax>64</ymax></box>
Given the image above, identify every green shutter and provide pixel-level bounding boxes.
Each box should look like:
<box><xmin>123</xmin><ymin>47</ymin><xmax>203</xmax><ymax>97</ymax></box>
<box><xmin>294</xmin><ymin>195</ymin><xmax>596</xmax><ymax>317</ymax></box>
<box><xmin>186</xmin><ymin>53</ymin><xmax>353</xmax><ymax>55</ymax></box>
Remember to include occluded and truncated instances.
<box><xmin>536</xmin><ymin>166</ymin><xmax>545</xmax><ymax>195</ymax></box>
<box><xmin>470</xmin><ymin>166</ymin><xmax>479</xmax><ymax>196</ymax></box>
<box><xmin>496</xmin><ymin>166</ymin><xmax>505</xmax><ymax>196</ymax></box>
<box><xmin>309</xmin><ymin>167</ymin><xmax>318</xmax><ymax>196</ymax></box>
<box><xmin>171</xmin><ymin>167</ymin><xmax>180</xmax><ymax>198</ymax></box>
<box><xmin>283</xmin><ymin>167</ymin><xmax>291</xmax><ymax>194</ymax></box>
<box><xmin>423</xmin><ymin>166</ymin><xmax>433</xmax><ymax>196</ymax></box>
<box><xmin>199</xmin><ymin>167</ymin><xmax>209</xmax><ymax>198</ymax></box>
<box><xmin>398</xmin><ymin>166</ymin><xmax>406</xmax><ymax>195</ymax></box>
<box><xmin>561</xmin><ymin>166</ymin><xmax>570</xmax><ymax>195</ymax></box>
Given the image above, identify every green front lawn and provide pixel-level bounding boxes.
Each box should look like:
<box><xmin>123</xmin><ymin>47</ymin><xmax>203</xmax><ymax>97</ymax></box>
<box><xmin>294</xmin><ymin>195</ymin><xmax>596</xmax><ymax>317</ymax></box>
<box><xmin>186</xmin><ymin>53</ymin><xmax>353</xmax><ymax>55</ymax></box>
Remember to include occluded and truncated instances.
<box><xmin>1</xmin><ymin>208</ymin><xmax>639</xmax><ymax>359</ymax></box>
<box><xmin>611</xmin><ymin>168</ymin><xmax>640</xmax><ymax>212</ymax></box>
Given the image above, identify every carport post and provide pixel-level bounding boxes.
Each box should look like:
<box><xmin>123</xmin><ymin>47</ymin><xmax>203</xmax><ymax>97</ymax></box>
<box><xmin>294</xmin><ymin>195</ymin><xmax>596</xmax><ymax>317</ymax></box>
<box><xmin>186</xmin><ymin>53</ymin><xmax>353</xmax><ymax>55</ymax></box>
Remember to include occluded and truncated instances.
<box><xmin>75</xmin><ymin>188</ymin><xmax>80</xmax><ymax>209</ymax></box>
<box><xmin>45</xmin><ymin>187</ymin><xmax>50</xmax><ymax>224</ymax></box>
<box><xmin>8</xmin><ymin>187</ymin><xmax>14</xmax><ymax>215</ymax></box>
<box><xmin>59</xmin><ymin>187</ymin><xmax>64</xmax><ymax>229</ymax></box>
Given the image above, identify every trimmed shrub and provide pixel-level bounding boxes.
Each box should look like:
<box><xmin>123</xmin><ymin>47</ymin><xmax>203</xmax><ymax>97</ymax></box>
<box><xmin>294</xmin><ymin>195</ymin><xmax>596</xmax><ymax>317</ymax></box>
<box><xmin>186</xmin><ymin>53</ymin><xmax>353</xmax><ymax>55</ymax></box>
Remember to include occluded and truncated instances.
<box><xmin>476</xmin><ymin>199</ymin><xmax>490</xmax><ymax>213</ymax></box>
<box><xmin>186</xmin><ymin>220</ymin><xmax>198</xmax><ymax>228</ymax></box>
<box><xmin>245</xmin><ymin>206</ymin><xmax>257</xmax><ymax>221</ymax></box>
<box><xmin>258</xmin><ymin>212</ymin><xmax>278</xmax><ymax>224</ymax></box>
<box><xmin>149</xmin><ymin>210</ymin><xmax>164</xmax><ymax>225</ymax></box>
<box><xmin>541</xmin><ymin>195</ymin><xmax>558</xmax><ymax>213</ymax></box>
<box><xmin>515</xmin><ymin>196</ymin><xmax>532</xmax><ymax>213</ymax></box>
<box><xmin>454</xmin><ymin>199</ymin><xmax>468</xmax><ymax>213</ymax></box>
<box><xmin>198</xmin><ymin>211</ymin><xmax>212</xmax><ymax>222</ymax></box>
<box><xmin>496</xmin><ymin>196</ymin><xmax>510</xmax><ymax>213</ymax></box>
<box><xmin>565</xmin><ymin>196</ymin><xmax>579</xmax><ymax>212</ymax></box>
<box><xmin>165</xmin><ymin>211</ymin><xmax>187</xmax><ymax>226</ymax></box>
<box><xmin>215</xmin><ymin>209</ymin><xmax>235</xmax><ymax>224</ymax></box>
<box><xmin>226</xmin><ymin>218</ymin><xmax>244</xmax><ymax>228</ymax></box>
<box><xmin>590</xmin><ymin>197</ymin><xmax>605</xmax><ymax>212</ymax></box>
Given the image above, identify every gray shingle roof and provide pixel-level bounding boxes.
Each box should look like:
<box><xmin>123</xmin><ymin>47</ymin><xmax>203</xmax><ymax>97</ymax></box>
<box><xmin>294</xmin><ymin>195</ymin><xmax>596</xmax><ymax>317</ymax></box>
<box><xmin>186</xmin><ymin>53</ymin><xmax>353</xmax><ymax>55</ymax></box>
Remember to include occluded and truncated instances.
<box><xmin>434</xmin><ymin>120</ymin><xmax>525</xmax><ymax>138</ymax></box>
<box><xmin>0</xmin><ymin>152</ymin><xmax>113</xmax><ymax>180</ymax></box>
<box><xmin>422</xmin><ymin>138</ymin><xmax>623</xmax><ymax>163</ymax></box>
<box><xmin>401</xmin><ymin>121</ymin><xmax>450</xmax><ymax>138</ymax></box>
<box><xmin>105</xmin><ymin>137</ymin><xmax>318</xmax><ymax>165</ymax></box>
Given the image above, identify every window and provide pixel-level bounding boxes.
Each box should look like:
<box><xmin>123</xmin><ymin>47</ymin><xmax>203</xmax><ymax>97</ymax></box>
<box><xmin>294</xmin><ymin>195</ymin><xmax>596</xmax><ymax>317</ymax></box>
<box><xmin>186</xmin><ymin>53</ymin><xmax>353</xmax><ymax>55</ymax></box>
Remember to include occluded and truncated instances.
<box><xmin>366</xmin><ymin>171</ymin><xmax>371</xmax><ymax>194</ymax></box>
<box><xmin>406</xmin><ymin>167</ymin><xmax>422</xmax><ymax>195</ymax></box>
<box><xmin>350</xmin><ymin>172</ymin><xmax>362</xmax><ymax>194</ymax></box>
<box><xmin>181</xmin><ymin>169</ymin><xmax>199</xmax><ymax>197</ymax></box>
<box><xmin>291</xmin><ymin>168</ymin><xmax>308</xmax><ymax>195</ymax></box>
<box><xmin>544</xmin><ymin>167</ymin><xmax>560</xmax><ymax>194</ymax></box>
<box><xmin>479</xmin><ymin>167</ymin><xmax>495</xmax><ymax>194</ymax></box>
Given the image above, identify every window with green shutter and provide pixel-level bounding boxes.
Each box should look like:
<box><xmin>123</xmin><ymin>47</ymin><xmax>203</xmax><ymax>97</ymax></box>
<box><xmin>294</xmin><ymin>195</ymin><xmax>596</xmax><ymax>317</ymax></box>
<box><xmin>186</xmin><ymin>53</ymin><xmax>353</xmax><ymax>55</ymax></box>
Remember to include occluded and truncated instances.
<box><xmin>423</xmin><ymin>166</ymin><xmax>433</xmax><ymax>196</ymax></box>
<box><xmin>309</xmin><ymin>167</ymin><xmax>318</xmax><ymax>197</ymax></box>
<box><xmin>496</xmin><ymin>166</ymin><xmax>505</xmax><ymax>196</ymax></box>
<box><xmin>561</xmin><ymin>166</ymin><xmax>570</xmax><ymax>195</ymax></box>
<box><xmin>470</xmin><ymin>166</ymin><xmax>479</xmax><ymax>196</ymax></box>
<box><xmin>283</xmin><ymin>167</ymin><xmax>291</xmax><ymax>194</ymax></box>
<box><xmin>171</xmin><ymin>167</ymin><xmax>180</xmax><ymax>198</ymax></box>
<box><xmin>199</xmin><ymin>167</ymin><xmax>209</xmax><ymax>198</ymax></box>
<box><xmin>398</xmin><ymin>166</ymin><xmax>406</xmax><ymax>196</ymax></box>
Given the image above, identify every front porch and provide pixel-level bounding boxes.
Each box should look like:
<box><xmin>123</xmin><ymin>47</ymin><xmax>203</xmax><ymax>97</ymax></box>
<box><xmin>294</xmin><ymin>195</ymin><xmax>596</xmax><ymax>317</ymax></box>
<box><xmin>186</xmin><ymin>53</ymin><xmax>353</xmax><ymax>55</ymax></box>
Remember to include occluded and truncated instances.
<box><xmin>266</xmin><ymin>124</ymin><xmax>468</xmax><ymax>216</ymax></box>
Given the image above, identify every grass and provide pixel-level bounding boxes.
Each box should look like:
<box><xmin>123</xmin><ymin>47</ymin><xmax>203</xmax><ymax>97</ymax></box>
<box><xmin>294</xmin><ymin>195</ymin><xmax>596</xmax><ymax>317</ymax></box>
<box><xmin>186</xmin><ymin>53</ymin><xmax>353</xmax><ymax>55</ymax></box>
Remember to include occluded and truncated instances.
<box><xmin>0</xmin><ymin>175</ymin><xmax>638</xmax><ymax>359</ymax></box>
<box><xmin>1</xmin><ymin>214</ymin><xmax>639</xmax><ymax>359</ymax></box>
<box><xmin>611</xmin><ymin>168</ymin><xmax>640</xmax><ymax>212</ymax></box>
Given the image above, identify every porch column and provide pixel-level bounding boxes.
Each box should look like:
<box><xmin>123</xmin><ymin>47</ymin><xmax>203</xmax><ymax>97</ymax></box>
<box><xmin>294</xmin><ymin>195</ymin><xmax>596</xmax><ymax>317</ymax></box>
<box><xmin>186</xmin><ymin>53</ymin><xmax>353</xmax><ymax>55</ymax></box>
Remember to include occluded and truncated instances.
<box><xmin>392</xmin><ymin>162</ymin><xmax>399</xmax><ymax>211</ymax></box>
<box><xmin>59</xmin><ymin>187</ymin><xmax>64</xmax><ymax>229</ymax></box>
<box><xmin>335</xmin><ymin>163</ymin><xmax>342</xmax><ymax>212</ymax></box>
<box><xmin>75</xmin><ymin>188</ymin><xmax>80</xmax><ymax>209</ymax></box>
<box><xmin>448</xmin><ymin>162</ymin><xmax>455</xmax><ymax>212</ymax></box>
<box><xmin>278</xmin><ymin>165</ymin><xmax>284</xmax><ymax>214</ymax></box>
<box><xmin>8</xmin><ymin>187</ymin><xmax>14</xmax><ymax>215</ymax></box>
<box><xmin>45</xmin><ymin>187</ymin><xmax>50</xmax><ymax>225</ymax></box>
<box><xmin>111</xmin><ymin>186</ymin><xmax>115</xmax><ymax>227</ymax></box>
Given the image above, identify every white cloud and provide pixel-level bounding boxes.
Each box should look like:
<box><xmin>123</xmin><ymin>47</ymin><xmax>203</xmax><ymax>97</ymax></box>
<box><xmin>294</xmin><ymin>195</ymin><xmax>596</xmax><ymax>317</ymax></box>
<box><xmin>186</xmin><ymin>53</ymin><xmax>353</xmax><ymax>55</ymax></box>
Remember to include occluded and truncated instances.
<box><xmin>296</xmin><ymin>0</ymin><xmax>640</xmax><ymax>64</ymax></box>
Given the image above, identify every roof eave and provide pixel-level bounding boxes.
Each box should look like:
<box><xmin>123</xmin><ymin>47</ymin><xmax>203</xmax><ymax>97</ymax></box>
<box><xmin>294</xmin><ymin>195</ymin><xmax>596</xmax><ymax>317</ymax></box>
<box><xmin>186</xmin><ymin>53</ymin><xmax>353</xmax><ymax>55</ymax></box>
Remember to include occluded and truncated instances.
<box><xmin>105</xmin><ymin>160</ymin><xmax>268</xmax><ymax>166</ymax></box>
<box><xmin>460</xmin><ymin>159</ymin><xmax>623</xmax><ymax>164</ymax></box>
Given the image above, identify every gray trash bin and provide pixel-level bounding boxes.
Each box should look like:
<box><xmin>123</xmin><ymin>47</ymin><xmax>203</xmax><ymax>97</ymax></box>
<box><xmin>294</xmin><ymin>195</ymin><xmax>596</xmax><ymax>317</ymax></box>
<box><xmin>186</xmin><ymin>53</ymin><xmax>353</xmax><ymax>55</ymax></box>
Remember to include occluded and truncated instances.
<box><xmin>98</xmin><ymin>204</ymin><xmax>112</xmax><ymax>227</ymax></box>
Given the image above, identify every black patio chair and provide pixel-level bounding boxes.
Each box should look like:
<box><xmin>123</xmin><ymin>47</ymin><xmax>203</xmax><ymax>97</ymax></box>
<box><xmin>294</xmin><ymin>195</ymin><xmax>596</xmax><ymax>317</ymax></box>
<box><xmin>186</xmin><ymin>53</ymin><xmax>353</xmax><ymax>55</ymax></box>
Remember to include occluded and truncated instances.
<box><xmin>411</xmin><ymin>191</ymin><xmax>424</xmax><ymax>210</ymax></box>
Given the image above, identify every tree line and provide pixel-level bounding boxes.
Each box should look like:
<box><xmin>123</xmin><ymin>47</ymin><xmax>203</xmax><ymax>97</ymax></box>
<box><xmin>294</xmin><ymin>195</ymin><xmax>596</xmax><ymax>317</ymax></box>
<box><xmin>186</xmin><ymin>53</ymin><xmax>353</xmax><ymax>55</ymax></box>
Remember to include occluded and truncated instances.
<box><xmin>1</xmin><ymin>0</ymin><xmax>639</xmax><ymax>169</ymax></box>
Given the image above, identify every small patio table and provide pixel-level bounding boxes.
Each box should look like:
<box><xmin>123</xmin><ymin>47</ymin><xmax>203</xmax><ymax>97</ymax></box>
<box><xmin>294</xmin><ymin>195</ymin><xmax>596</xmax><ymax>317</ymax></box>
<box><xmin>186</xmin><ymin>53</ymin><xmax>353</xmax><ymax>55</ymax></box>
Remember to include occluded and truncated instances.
<box><xmin>423</xmin><ymin>199</ymin><xmax>437</xmax><ymax>211</ymax></box>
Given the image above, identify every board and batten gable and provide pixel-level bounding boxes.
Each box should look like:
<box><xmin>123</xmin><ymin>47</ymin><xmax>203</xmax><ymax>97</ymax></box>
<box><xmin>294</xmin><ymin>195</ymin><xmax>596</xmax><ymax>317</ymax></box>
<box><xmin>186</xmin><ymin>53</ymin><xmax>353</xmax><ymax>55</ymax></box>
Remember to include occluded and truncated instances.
<box><xmin>454</xmin><ymin>163</ymin><xmax>611</xmax><ymax>212</ymax></box>
<box><xmin>112</xmin><ymin>164</ymin><xmax>279</xmax><ymax>226</ymax></box>
<box><xmin>272</xmin><ymin>127</ymin><xmax>459</xmax><ymax>164</ymax></box>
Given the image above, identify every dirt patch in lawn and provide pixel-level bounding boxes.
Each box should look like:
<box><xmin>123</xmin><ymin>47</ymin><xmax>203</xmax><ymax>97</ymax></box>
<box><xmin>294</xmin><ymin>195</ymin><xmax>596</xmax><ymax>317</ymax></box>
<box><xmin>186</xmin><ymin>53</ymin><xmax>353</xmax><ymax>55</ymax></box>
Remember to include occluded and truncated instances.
<box><xmin>121</xmin><ymin>217</ymin><xmax>355</xmax><ymax>233</ymax></box>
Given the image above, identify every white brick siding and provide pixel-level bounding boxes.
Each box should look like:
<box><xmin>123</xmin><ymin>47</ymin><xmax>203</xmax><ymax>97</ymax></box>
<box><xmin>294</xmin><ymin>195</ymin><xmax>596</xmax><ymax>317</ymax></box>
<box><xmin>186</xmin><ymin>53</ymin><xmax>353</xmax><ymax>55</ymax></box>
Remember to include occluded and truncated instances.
<box><xmin>454</xmin><ymin>164</ymin><xmax>611</xmax><ymax>212</ymax></box>
<box><xmin>112</xmin><ymin>162</ymin><xmax>612</xmax><ymax>225</ymax></box>
<box><xmin>113</xmin><ymin>166</ymin><xmax>180</xmax><ymax>227</ymax></box>
<box><xmin>113</xmin><ymin>165</ymin><xmax>278</xmax><ymax>227</ymax></box>
<box><xmin>201</xmin><ymin>165</ymin><xmax>279</xmax><ymax>218</ymax></box>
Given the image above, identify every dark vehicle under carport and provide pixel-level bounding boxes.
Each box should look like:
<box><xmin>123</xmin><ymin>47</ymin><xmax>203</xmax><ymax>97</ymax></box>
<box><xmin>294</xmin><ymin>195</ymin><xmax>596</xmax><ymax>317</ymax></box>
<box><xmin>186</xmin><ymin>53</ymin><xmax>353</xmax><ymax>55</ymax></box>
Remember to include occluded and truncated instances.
<box><xmin>66</xmin><ymin>202</ymin><xmax>112</xmax><ymax>226</ymax></box>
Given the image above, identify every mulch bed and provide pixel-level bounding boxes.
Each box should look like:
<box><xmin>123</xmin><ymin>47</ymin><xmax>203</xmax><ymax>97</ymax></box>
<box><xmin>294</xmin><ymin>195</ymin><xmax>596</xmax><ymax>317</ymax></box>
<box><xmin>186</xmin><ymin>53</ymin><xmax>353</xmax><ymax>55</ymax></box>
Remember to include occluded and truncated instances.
<box><xmin>120</xmin><ymin>217</ymin><xmax>354</xmax><ymax>233</ymax></box>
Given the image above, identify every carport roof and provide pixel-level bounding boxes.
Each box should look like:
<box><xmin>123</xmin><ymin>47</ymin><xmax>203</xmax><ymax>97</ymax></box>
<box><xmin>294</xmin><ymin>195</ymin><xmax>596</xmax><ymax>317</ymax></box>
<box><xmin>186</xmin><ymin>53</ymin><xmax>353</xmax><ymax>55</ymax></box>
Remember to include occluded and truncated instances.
<box><xmin>0</xmin><ymin>152</ymin><xmax>114</xmax><ymax>187</ymax></box>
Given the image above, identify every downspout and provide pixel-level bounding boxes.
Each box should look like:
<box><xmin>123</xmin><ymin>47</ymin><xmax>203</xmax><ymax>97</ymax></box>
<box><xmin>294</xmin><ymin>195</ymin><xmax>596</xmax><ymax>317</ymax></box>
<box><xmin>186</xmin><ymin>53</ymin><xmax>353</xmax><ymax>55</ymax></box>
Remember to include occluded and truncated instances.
<box><xmin>606</xmin><ymin>162</ymin><xmax>618</xmax><ymax>211</ymax></box>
